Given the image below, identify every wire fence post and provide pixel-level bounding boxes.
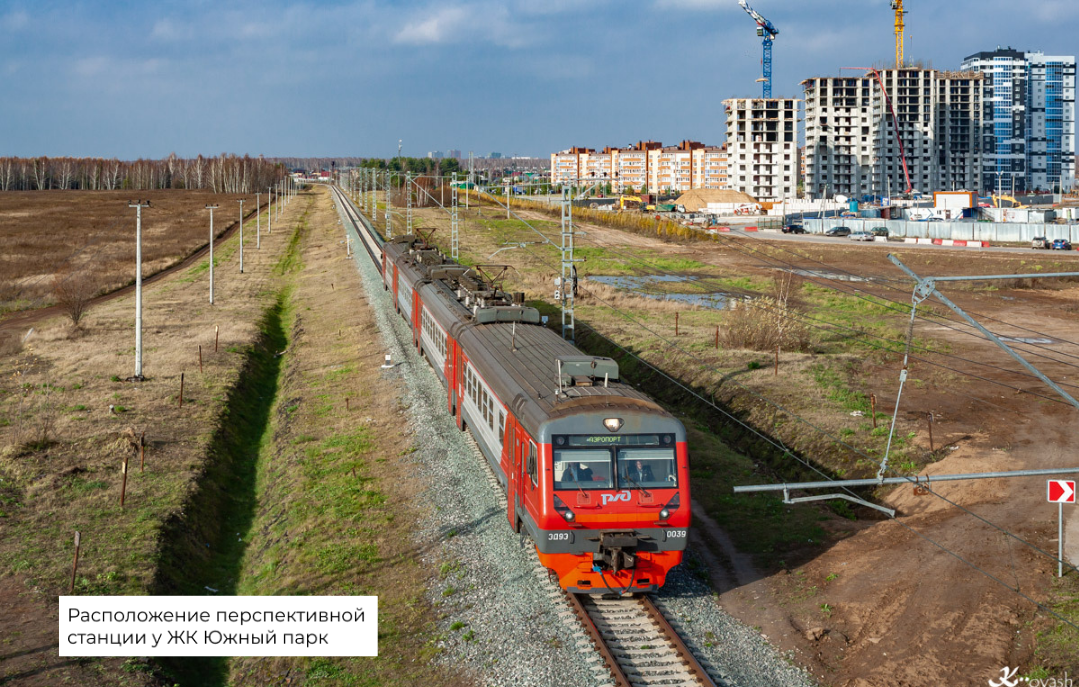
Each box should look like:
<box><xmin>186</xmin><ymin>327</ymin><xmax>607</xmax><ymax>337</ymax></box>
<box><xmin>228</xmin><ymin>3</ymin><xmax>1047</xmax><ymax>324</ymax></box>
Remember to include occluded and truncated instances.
<box><xmin>120</xmin><ymin>451</ymin><xmax>129</xmax><ymax>508</ymax></box>
<box><xmin>926</xmin><ymin>411</ymin><xmax>934</xmax><ymax>452</ymax></box>
<box><xmin>70</xmin><ymin>531</ymin><xmax>81</xmax><ymax>594</ymax></box>
<box><xmin>871</xmin><ymin>394</ymin><xmax>877</xmax><ymax>428</ymax></box>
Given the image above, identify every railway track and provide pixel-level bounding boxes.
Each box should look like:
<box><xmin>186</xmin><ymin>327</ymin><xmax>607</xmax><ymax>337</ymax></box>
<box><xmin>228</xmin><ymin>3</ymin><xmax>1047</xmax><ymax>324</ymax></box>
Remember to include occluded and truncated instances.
<box><xmin>334</xmin><ymin>183</ymin><xmax>719</xmax><ymax>687</ymax></box>
<box><xmin>328</xmin><ymin>184</ymin><xmax>384</xmax><ymax>273</ymax></box>
<box><xmin>568</xmin><ymin>593</ymin><xmax>716</xmax><ymax>687</ymax></box>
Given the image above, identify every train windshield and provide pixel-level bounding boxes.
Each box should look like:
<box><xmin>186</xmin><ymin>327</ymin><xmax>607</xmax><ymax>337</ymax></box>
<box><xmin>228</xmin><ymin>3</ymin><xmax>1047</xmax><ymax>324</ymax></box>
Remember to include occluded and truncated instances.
<box><xmin>616</xmin><ymin>448</ymin><xmax>678</xmax><ymax>489</ymax></box>
<box><xmin>553</xmin><ymin>449</ymin><xmax>614</xmax><ymax>490</ymax></box>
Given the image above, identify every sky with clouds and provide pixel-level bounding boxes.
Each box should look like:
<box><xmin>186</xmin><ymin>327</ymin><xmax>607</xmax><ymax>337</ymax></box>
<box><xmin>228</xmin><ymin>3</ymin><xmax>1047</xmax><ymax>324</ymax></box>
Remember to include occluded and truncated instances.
<box><xmin>1</xmin><ymin>0</ymin><xmax>1076</xmax><ymax>159</ymax></box>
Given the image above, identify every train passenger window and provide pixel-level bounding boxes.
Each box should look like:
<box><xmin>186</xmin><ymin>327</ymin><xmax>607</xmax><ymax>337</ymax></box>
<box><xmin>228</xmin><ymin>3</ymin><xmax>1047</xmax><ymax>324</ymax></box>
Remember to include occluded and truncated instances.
<box><xmin>616</xmin><ymin>448</ymin><xmax>677</xmax><ymax>489</ymax></box>
<box><xmin>527</xmin><ymin>442</ymin><xmax>538</xmax><ymax>486</ymax></box>
<box><xmin>553</xmin><ymin>449</ymin><xmax>613</xmax><ymax>490</ymax></box>
<box><xmin>498</xmin><ymin>411</ymin><xmax>505</xmax><ymax>444</ymax></box>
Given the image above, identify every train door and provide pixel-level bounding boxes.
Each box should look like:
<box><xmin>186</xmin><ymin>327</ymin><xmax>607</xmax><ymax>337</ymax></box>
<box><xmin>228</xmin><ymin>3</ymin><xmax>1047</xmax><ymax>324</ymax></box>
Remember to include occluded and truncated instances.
<box><xmin>446</xmin><ymin>337</ymin><xmax>457</xmax><ymax>415</ymax></box>
<box><xmin>507</xmin><ymin>427</ymin><xmax>521</xmax><ymax>532</ymax></box>
<box><xmin>392</xmin><ymin>265</ymin><xmax>399</xmax><ymax>312</ymax></box>
<box><xmin>511</xmin><ymin>429</ymin><xmax>531</xmax><ymax>533</ymax></box>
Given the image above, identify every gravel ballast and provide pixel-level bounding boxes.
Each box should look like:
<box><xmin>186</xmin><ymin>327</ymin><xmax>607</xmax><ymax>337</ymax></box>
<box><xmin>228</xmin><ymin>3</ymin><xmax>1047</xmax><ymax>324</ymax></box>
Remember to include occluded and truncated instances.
<box><xmin>334</xmin><ymin>193</ymin><xmax>817</xmax><ymax>687</ymax></box>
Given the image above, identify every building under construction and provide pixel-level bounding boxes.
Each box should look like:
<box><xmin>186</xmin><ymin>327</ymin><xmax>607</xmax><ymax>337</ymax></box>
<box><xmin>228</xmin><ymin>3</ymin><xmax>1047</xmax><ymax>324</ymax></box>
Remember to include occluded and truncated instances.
<box><xmin>803</xmin><ymin>68</ymin><xmax>987</xmax><ymax>199</ymax></box>
<box><xmin>723</xmin><ymin>97</ymin><xmax>801</xmax><ymax>202</ymax></box>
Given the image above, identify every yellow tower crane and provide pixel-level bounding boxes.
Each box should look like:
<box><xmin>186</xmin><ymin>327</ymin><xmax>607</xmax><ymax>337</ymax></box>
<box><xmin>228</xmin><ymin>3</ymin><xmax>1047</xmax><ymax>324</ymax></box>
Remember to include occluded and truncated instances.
<box><xmin>890</xmin><ymin>0</ymin><xmax>907</xmax><ymax>67</ymax></box>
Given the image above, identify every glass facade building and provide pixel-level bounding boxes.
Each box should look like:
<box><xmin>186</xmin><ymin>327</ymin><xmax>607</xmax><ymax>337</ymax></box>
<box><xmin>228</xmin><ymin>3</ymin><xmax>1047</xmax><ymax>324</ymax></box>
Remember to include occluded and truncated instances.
<box><xmin>962</xmin><ymin>48</ymin><xmax>1075</xmax><ymax>193</ymax></box>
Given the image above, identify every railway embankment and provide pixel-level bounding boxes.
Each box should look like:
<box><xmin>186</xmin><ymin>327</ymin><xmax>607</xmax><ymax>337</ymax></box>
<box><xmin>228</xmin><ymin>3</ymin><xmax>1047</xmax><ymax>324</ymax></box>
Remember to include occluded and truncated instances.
<box><xmin>170</xmin><ymin>187</ymin><xmax>456</xmax><ymax>686</ymax></box>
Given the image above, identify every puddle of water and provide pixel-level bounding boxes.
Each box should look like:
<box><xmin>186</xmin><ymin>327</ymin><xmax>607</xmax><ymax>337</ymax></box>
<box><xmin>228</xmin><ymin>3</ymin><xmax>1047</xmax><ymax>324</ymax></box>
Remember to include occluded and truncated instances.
<box><xmin>588</xmin><ymin>275</ymin><xmax>735</xmax><ymax>310</ymax></box>
<box><xmin>999</xmin><ymin>336</ymin><xmax>1055</xmax><ymax>345</ymax></box>
<box><xmin>785</xmin><ymin>269</ymin><xmax>874</xmax><ymax>283</ymax></box>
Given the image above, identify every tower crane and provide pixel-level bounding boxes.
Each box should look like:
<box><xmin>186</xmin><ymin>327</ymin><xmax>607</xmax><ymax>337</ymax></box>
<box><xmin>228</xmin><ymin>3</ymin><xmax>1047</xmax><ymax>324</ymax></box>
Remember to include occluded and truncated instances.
<box><xmin>890</xmin><ymin>0</ymin><xmax>907</xmax><ymax>67</ymax></box>
<box><xmin>737</xmin><ymin>0</ymin><xmax>779</xmax><ymax>98</ymax></box>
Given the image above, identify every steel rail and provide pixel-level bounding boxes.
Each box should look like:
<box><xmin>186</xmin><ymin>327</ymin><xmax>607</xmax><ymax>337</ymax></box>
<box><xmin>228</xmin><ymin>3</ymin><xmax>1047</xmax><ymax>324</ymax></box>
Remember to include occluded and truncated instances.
<box><xmin>567</xmin><ymin>592</ymin><xmax>716</xmax><ymax>687</ymax></box>
<box><xmin>331</xmin><ymin>185</ymin><xmax>384</xmax><ymax>273</ymax></box>
<box><xmin>639</xmin><ymin>596</ymin><xmax>717</xmax><ymax>687</ymax></box>
<box><xmin>566</xmin><ymin>592</ymin><xmax>632</xmax><ymax>687</ymax></box>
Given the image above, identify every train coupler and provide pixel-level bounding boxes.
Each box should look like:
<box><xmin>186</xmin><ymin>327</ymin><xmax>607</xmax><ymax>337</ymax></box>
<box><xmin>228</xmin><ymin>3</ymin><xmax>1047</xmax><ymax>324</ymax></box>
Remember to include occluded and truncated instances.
<box><xmin>593</xmin><ymin>532</ymin><xmax>638</xmax><ymax>573</ymax></box>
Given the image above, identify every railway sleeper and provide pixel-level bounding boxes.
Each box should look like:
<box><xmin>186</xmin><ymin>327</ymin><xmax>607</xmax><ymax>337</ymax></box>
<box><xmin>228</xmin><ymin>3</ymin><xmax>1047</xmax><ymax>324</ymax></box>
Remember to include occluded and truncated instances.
<box><xmin>625</xmin><ymin>675</ymin><xmax>699</xmax><ymax>687</ymax></box>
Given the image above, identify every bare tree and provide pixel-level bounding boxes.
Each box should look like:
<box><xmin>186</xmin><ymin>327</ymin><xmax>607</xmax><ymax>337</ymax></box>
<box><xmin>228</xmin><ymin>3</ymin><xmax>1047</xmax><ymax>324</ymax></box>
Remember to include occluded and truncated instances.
<box><xmin>52</xmin><ymin>268</ymin><xmax>98</xmax><ymax>327</ymax></box>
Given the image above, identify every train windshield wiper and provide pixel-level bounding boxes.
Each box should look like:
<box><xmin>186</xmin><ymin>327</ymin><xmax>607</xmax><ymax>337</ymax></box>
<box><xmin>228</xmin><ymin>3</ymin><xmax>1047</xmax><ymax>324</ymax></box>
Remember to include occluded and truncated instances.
<box><xmin>620</xmin><ymin>471</ymin><xmax>651</xmax><ymax>499</ymax></box>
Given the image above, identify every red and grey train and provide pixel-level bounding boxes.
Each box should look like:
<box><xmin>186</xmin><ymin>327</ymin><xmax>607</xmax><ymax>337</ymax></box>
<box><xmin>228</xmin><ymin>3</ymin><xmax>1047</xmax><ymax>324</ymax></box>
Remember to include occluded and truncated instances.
<box><xmin>377</xmin><ymin>231</ymin><xmax>691</xmax><ymax>595</ymax></box>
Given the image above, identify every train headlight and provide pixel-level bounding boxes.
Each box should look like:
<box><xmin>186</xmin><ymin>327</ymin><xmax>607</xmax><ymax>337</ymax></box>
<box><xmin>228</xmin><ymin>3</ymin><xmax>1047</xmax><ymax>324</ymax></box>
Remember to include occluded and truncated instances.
<box><xmin>603</xmin><ymin>417</ymin><xmax>623</xmax><ymax>432</ymax></box>
<box><xmin>564</xmin><ymin>510</ymin><xmax>575</xmax><ymax>522</ymax></box>
<box><xmin>659</xmin><ymin>508</ymin><xmax>670</xmax><ymax>520</ymax></box>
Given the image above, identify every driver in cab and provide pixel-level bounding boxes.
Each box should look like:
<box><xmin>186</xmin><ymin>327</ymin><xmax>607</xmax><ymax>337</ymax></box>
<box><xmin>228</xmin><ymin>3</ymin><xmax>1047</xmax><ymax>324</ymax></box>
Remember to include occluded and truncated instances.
<box><xmin>561</xmin><ymin>462</ymin><xmax>593</xmax><ymax>483</ymax></box>
<box><xmin>624</xmin><ymin>460</ymin><xmax>654</xmax><ymax>485</ymax></box>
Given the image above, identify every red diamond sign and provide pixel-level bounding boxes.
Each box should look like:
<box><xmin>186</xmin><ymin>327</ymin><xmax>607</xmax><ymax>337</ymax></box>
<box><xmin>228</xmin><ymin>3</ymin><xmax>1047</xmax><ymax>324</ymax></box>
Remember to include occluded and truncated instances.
<box><xmin>1048</xmin><ymin>480</ymin><xmax>1076</xmax><ymax>504</ymax></box>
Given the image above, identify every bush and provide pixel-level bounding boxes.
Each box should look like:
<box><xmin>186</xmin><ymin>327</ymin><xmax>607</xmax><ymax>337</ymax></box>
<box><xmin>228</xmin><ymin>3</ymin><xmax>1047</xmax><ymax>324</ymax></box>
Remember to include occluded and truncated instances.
<box><xmin>720</xmin><ymin>274</ymin><xmax>813</xmax><ymax>352</ymax></box>
<box><xmin>52</xmin><ymin>268</ymin><xmax>99</xmax><ymax>327</ymax></box>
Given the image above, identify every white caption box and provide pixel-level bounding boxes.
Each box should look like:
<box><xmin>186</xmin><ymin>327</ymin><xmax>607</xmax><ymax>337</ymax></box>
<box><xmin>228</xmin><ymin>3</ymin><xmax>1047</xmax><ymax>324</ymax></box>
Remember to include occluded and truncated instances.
<box><xmin>60</xmin><ymin>596</ymin><xmax>378</xmax><ymax>657</ymax></box>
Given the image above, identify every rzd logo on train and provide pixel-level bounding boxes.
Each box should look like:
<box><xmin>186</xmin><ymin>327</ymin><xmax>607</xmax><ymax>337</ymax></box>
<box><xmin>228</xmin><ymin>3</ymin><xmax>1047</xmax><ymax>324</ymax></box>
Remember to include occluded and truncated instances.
<box><xmin>601</xmin><ymin>490</ymin><xmax>631</xmax><ymax>506</ymax></box>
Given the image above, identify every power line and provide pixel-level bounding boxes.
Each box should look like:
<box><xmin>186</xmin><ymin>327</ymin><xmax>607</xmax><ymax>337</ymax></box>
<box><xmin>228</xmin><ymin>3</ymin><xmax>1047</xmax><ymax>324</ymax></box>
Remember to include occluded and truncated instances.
<box><xmin>346</xmin><ymin>185</ymin><xmax>1079</xmax><ymax>631</ymax></box>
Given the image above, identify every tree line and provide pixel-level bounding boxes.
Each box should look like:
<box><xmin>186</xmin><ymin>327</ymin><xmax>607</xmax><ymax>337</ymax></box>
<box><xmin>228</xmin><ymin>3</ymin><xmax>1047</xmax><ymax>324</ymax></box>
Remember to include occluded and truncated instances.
<box><xmin>0</xmin><ymin>154</ymin><xmax>288</xmax><ymax>193</ymax></box>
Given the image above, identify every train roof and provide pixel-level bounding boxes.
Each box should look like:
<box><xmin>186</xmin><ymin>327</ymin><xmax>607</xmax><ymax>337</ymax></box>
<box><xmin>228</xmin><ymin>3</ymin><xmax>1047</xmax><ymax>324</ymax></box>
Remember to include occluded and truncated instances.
<box><xmin>459</xmin><ymin>321</ymin><xmax>669</xmax><ymax>435</ymax></box>
<box><xmin>386</xmin><ymin>235</ymin><xmax>673</xmax><ymax>436</ymax></box>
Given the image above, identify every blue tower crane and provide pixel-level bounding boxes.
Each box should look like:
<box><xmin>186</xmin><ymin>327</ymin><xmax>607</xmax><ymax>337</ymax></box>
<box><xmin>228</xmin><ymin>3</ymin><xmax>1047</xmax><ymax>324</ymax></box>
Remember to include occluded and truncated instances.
<box><xmin>738</xmin><ymin>0</ymin><xmax>779</xmax><ymax>98</ymax></box>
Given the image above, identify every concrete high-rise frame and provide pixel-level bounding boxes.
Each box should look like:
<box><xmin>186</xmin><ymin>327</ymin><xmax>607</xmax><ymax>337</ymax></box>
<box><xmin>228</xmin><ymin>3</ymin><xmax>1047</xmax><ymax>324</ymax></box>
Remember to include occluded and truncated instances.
<box><xmin>802</xmin><ymin>68</ymin><xmax>987</xmax><ymax>199</ymax></box>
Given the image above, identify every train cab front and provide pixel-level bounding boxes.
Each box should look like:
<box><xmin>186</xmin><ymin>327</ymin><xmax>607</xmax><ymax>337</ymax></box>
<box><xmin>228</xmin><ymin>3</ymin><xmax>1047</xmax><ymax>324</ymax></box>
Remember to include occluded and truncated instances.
<box><xmin>532</xmin><ymin>412</ymin><xmax>691</xmax><ymax>596</ymax></box>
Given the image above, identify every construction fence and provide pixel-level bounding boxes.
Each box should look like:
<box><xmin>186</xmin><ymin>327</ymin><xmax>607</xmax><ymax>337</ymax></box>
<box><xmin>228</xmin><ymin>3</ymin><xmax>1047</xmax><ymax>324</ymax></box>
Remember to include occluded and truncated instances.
<box><xmin>803</xmin><ymin>218</ymin><xmax>1079</xmax><ymax>244</ymax></box>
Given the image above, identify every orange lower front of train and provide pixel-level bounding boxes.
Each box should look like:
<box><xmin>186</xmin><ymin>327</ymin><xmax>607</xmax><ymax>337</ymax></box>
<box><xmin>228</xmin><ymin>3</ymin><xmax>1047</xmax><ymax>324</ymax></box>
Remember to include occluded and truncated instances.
<box><xmin>539</xmin><ymin>549</ymin><xmax>684</xmax><ymax>595</ymax></box>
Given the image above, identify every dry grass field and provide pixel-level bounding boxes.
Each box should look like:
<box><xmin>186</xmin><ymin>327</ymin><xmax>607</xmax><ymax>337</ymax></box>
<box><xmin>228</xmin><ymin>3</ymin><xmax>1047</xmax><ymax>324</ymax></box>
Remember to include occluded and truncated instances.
<box><xmin>0</xmin><ymin>190</ymin><xmax>265</xmax><ymax>316</ymax></box>
<box><xmin>0</xmin><ymin>187</ymin><xmax>455</xmax><ymax>687</ymax></box>
<box><xmin>0</xmin><ymin>191</ymin><xmax>295</xmax><ymax>685</ymax></box>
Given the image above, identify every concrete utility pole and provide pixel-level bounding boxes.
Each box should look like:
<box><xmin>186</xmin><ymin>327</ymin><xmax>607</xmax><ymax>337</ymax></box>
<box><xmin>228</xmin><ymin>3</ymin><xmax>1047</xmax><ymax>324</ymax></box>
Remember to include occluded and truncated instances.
<box><xmin>237</xmin><ymin>198</ymin><xmax>245</xmax><ymax>273</ymax></box>
<box><xmin>467</xmin><ymin>151</ymin><xmax>472</xmax><ymax>209</ymax></box>
<box><xmin>267</xmin><ymin>186</ymin><xmax>272</xmax><ymax>234</ymax></box>
<box><xmin>206</xmin><ymin>204</ymin><xmax>219</xmax><ymax>304</ymax></box>
<box><xmin>129</xmin><ymin>200</ymin><xmax>150</xmax><ymax>380</ymax></box>
<box><xmin>385</xmin><ymin>171</ymin><xmax>392</xmax><ymax>238</ymax></box>
<box><xmin>256</xmin><ymin>192</ymin><xmax>261</xmax><ymax>249</ymax></box>
<box><xmin>406</xmin><ymin>171</ymin><xmax>413</xmax><ymax>233</ymax></box>
<box><xmin>451</xmin><ymin>172</ymin><xmax>459</xmax><ymax>261</ymax></box>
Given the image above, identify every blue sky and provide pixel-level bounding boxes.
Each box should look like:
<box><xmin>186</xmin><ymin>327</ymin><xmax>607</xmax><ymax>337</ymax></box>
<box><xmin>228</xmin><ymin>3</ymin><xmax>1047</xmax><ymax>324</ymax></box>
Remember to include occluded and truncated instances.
<box><xmin>1</xmin><ymin>0</ymin><xmax>1076</xmax><ymax>159</ymax></box>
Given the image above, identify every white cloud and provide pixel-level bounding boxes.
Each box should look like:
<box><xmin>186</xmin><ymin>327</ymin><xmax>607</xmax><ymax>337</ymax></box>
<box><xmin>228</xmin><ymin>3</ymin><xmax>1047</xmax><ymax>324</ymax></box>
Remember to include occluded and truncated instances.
<box><xmin>392</xmin><ymin>3</ymin><xmax>529</xmax><ymax>48</ymax></box>
<box><xmin>1</xmin><ymin>9</ymin><xmax>29</xmax><ymax>31</ymax></box>
<box><xmin>652</xmin><ymin>0</ymin><xmax>729</xmax><ymax>10</ymax></box>
<box><xmin>73</xmin><ymin>56</ymin><xmax>165</xmax><ymax>80</ymax></box>
<box><xmin>151</xmin><ymin>18</ymin><xmax>193</xmax><ymax>41</ymax></box>
<box><xmin>394</xmin><ymin>6</ymin><xmax>469</xmax><ymax>44</ymax></box>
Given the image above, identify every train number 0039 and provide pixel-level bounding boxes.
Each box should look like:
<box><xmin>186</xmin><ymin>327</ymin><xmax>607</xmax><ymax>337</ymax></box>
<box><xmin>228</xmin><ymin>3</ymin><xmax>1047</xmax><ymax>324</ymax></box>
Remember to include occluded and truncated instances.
<box><xmin>665</xmin><ymin>530</ymin><xmax>687</xmax><ymax>539</ymax></box>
